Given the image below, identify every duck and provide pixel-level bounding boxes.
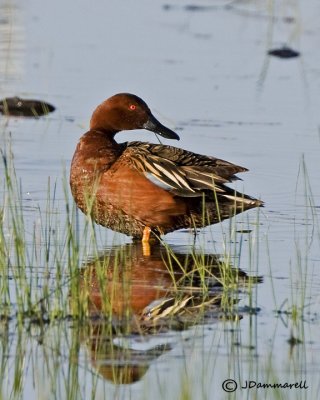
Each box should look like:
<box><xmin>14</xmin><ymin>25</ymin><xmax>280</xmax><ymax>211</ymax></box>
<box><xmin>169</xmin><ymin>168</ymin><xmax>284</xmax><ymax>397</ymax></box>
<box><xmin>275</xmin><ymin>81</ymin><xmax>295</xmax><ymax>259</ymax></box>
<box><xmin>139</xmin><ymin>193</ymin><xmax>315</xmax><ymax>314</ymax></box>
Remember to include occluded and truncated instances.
<box><xmin>70</xmin><ymin>93</ymin><xmax>263</xmax><ymax>242</ymax></box>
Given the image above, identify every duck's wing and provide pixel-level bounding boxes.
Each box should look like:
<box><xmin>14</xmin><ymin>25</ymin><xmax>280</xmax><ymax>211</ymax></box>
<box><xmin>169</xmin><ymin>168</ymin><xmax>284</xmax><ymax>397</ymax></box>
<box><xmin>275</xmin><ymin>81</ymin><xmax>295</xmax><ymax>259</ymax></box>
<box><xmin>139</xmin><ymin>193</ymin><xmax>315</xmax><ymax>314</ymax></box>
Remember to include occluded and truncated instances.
<box><xmin>123</xmin><ymin>141</ymin><xmax>248</xmax><ymax>197</ymax></box>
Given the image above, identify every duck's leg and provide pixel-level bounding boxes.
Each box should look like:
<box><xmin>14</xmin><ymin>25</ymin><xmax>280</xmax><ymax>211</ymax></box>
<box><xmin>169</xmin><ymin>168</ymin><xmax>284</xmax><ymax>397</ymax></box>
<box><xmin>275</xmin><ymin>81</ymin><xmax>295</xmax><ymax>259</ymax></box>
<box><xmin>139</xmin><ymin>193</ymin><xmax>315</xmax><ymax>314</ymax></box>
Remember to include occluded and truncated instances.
<box><xmin>142</xmin><ymin>226</ymin><xmax>151</xmax><ymax>256</ymax></box>
<box><xmin>142</xmin><ymin>226</ymin><xmax>151</xmax><ymax>242</ymax></box>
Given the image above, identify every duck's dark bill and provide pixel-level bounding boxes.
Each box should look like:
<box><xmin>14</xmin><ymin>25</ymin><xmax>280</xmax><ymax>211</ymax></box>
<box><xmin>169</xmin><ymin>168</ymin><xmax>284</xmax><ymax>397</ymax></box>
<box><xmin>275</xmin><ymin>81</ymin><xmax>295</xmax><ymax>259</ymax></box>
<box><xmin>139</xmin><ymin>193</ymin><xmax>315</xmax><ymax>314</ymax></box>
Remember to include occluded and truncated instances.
<box><xmin>143</xmin><ymin>114</ymin><xmax>180</xmax><ymax>140</ymax></box>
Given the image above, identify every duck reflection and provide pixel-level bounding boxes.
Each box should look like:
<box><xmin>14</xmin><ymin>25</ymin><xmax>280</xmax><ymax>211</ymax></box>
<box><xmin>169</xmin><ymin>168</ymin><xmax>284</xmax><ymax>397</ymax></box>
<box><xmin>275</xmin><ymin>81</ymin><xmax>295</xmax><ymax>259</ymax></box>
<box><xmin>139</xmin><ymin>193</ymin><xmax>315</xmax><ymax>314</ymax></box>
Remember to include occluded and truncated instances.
<box><xmin>79</xmin><ymin>321</ymin><xmax>172</xmax><ymax>384</ymax></box>
<box><xmin>76</xmin><ymin>242</ymin><xmax>262</xmax><ymax>384</ymax></box>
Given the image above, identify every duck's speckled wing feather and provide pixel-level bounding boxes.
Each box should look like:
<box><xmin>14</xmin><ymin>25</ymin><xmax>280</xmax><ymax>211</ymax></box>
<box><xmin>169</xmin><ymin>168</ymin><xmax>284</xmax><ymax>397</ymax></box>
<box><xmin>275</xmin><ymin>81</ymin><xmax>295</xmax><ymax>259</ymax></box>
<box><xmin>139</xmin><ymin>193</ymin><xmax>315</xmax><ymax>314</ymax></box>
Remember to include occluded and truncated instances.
<box><xmin>122</xmin><ymin>141</ymin><xmax>248</xmax><ymax>197</ymax></box>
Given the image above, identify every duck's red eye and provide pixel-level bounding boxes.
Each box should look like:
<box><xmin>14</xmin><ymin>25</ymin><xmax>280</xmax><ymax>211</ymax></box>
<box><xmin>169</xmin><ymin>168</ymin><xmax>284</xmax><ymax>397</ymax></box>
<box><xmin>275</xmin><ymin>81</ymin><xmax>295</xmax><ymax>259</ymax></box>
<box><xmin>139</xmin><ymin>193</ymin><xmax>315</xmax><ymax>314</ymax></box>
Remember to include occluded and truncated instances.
<box><xmin>129</xmin><ymin>104</ymin><xmax>136</xmax><ymax>110</ymax></box>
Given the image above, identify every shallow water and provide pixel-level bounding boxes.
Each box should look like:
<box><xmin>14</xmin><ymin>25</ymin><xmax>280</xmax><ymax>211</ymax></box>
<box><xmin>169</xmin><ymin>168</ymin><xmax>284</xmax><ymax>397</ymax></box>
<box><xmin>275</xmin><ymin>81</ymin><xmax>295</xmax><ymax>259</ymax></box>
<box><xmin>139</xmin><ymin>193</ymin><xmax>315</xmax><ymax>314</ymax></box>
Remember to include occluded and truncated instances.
<box><xmin>1</xmin><ymin>0</ymin><xmax>320</xmax><ymax>399</ymax></box>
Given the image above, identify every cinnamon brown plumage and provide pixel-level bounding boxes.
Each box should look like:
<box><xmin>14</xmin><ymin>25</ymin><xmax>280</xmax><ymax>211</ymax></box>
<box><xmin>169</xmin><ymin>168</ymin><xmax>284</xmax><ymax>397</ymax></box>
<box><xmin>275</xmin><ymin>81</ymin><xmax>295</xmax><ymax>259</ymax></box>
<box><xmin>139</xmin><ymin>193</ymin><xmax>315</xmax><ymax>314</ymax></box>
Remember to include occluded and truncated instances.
<box><xmin>70</xmin><ymin>93</ymin><xmax>263</xmax><ymax>239</ymax></box>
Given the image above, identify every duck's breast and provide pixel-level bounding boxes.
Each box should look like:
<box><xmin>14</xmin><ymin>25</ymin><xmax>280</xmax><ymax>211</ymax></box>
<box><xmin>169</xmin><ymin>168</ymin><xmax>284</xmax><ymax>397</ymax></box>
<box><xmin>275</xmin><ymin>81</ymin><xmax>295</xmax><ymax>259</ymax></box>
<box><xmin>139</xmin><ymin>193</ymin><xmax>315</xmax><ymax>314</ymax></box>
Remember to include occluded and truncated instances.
<box><xmin>97</xmin><ymin>162</ymin><xmax>187</xmax><ymax>227</ymax></box>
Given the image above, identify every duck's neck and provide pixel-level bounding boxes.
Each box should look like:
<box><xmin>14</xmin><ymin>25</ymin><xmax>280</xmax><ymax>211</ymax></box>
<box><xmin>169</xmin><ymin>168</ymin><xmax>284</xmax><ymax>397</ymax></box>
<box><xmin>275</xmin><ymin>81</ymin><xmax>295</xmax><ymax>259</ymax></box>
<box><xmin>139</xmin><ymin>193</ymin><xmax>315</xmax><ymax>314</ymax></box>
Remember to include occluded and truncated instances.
<box><xmin>81</xmin><ymin>128</ymin><xmax>121</xmax><ymax>152</ymax></box>
<box><xmin>72</xmin><ymin>129</ymin><xmax>123</xmax><ymax>175</ymax></box>
<box><xmin>89</xmin><ymin>126</ymin><xmax>119</xmax><ymax>140</ymax></box>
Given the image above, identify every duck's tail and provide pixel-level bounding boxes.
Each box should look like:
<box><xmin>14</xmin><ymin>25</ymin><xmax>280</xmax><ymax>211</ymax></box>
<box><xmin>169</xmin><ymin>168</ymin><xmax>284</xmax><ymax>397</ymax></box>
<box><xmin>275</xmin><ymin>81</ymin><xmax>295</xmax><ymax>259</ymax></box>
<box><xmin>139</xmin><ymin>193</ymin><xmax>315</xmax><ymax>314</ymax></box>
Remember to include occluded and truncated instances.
<box><xmin>221</xmin><ymin>192</ymin><xmax>264</xmax><ymax>208</ymax></box>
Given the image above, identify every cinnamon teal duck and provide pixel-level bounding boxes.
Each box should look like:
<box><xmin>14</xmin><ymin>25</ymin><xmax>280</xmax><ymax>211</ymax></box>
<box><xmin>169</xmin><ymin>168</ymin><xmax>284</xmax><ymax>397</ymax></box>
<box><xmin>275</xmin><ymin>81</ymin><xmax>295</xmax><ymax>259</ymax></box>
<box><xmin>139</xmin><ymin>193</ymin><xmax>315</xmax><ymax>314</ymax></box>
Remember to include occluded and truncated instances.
<box><xmin>70</xmin><ymin>93</ymin><xmax>263</xmax><ymax>241</ymax></box>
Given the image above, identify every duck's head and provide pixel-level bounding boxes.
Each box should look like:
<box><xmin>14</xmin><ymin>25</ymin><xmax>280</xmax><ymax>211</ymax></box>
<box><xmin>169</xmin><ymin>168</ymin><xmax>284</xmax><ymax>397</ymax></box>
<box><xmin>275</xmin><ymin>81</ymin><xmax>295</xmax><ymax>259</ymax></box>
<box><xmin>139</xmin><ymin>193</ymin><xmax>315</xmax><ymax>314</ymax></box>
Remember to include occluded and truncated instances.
<box><xmin>90</xmin><ymin>93</ymin><xmax>180</xmax><ymax>140</ymax></box>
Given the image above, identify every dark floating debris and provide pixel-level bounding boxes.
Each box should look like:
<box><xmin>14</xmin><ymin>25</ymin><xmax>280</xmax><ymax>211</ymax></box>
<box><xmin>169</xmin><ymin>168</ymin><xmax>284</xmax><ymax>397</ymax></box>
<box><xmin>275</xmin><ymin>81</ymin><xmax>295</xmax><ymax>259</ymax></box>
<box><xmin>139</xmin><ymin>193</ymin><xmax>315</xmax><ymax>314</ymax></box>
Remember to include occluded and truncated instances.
<box><xmin>0</xmin><ymin>97</ymin><xmax>55</xmax><ymax>117</ymax></box>
<box><xmin>184</xmin><ymin>5</ymin><xmax>214</xmax><ymax>11</ymax></box>
<box><xmin>268</xmin><ymin>47</ymin><xmax>300</xmax><ymax>59</ymax></box>
<box><xmin>163</xmin><ymin>4</ymin><xmax>217</xmax><ymax>12</ymax></box>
